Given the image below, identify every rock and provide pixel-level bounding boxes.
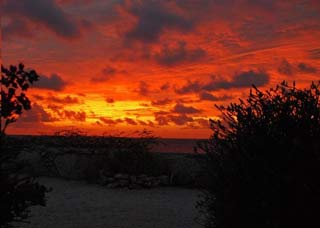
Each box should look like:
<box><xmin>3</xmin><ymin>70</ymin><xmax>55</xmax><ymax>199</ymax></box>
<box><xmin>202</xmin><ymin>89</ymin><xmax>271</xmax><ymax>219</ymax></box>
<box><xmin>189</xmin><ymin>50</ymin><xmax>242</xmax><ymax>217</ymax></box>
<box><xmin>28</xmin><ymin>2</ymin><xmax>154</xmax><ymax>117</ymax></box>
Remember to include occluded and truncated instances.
<box><xmin>142</xmin><ymin>181</ymin><xmax>152</xmax><ymax>188</ymax></box>
<box><xmin>152</xmin><ymin>179</ymin><xmax>161</xmax><ymax>187</ymax></box>
<box><xmin>100</xmin><ymin>170</ymin><xmax>113</xmax><ymax>178</ymax></box>
<box><xmin>55</xmin><ymin>153</ymin><xmax>80</xmax><ymax>179</ymax></box>
<box><xmin>137</xmin><ymin>174</ymin><xmax>147</xmax><ymax>179</ymax></box>
<box><xmin>98</xmin><ymin>176</ymin><xmax>109</xmax><ymax>185</ymax></box>
<box><xmin>129</xmin><ymin>175</ymin><xmax>137</xmax><ymax>183</ymax></box>
<box><xmin>119</xmin><ymin>179</ymin><xmax>129</xmax><ymax>187</ymax></box>
<box><xmin>158</xmin><ymin>175</ymin><xmax>169</xmax><ymax>186</ymax></box>
<box><xmin>144</xmin><ymin>177</ymin><xmax>154</xmax><ymax>182</ymax></box>
<box><xmin>106</xmin><ymin>177</ymin><xmax>115</xmax><ymax>183</ymax></box>
<box><xmin>107</xmin><ymin>182</ymin><xmax>120</xmax><ymax>188</ymax></box>
<box><xmin>128</xmin><ymin>184</ymin><xmax>141</xmax><ymax>190</ymax></box>
<box><xmin>135</xmin><ymin>179</ymin><xmax>144</xmax><ymax>185</ymax></box>
<box><xmin>114</xmin><ymin>173</ymin><xmax>129</xmax><ymax>180</ymax></box>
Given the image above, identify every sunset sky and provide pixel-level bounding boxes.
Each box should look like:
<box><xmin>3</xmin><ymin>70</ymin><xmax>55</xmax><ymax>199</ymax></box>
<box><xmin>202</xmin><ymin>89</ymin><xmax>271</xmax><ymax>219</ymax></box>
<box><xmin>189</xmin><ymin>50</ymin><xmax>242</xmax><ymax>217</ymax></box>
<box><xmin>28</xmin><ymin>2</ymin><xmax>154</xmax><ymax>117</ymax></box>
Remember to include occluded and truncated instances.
<box><xmin>1</xmin><ymin>0</ymin><xmax>320</xmax><ymax>138</ymax></box>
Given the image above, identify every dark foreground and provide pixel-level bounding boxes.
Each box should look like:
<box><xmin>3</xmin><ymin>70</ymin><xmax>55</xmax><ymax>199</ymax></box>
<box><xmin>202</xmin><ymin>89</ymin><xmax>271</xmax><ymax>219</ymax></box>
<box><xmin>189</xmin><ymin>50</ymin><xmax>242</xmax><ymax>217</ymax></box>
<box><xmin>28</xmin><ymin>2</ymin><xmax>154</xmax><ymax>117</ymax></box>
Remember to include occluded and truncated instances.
<box><xmin>14</xmin><ymin>178</ymin><xmax>202</xmax><ymax>228</ymax></box>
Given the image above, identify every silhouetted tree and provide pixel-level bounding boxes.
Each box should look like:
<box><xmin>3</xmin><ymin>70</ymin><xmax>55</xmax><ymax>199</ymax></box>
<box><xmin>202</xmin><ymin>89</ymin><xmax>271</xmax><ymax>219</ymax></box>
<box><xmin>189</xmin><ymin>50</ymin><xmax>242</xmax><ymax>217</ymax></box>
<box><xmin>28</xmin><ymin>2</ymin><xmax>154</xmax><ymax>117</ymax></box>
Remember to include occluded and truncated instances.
<box><xmin>1</xmin><ymin>63</ymin><xmax>39</xmax><ymax>137</ymax></box>
<box><xmin>198</xmin><ymin>81</ymin><xmax>320</xmax><ymax>228</ymax></box>
<box><xmin>1</xmin><ymin>63</ymin><xmax>47</xmax><ymax>228</ymax></box>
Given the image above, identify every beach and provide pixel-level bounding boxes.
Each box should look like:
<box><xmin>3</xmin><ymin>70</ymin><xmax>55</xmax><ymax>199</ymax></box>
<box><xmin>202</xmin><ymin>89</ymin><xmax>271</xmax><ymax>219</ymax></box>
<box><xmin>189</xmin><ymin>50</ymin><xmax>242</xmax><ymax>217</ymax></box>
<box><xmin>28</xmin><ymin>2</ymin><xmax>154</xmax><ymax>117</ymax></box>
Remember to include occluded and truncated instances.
<box><xmin>16</xmin><ymin>177</ymin><xmax>202</xmax><ymax>228</ymax></box>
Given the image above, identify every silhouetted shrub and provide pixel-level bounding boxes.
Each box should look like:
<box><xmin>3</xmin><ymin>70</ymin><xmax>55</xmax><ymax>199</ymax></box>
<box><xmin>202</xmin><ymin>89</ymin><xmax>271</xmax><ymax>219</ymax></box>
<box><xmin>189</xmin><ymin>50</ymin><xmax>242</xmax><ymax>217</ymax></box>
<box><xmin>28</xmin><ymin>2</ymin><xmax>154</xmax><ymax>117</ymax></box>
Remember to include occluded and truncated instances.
<box><xmin>198</xmin><ymin>81</ymin><xmax>320</xmax><ymax>228</ymax></box>
<box><xmin>83</xmin><ymin>131</ymin><xmax>168</xmax><ymax>182</ymax></box>
<box><xmin>1</xmin><ymin>64</ymin><xmax>48</xmax><ymax>227</ymax></box>
<box><xmin>103</xmin><ymin>134</ymin><xmax>165</xmax><ymax>176</ymax></box>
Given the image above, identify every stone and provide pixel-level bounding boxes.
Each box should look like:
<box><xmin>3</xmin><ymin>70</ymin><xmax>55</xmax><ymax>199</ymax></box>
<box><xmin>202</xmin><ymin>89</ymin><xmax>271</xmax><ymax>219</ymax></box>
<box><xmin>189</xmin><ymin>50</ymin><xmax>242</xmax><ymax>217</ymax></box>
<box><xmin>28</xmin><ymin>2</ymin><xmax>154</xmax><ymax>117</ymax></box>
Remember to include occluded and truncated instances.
<box><xmin>129</xmin><ymin>175</ymin><xmax>137</xmax><ymax>183</ymax></box>
<box><xmin>119</xmin><ymin>179</ymin><xmax>129</xmax><ymax>187</ymax></box>
<box><xmin>114</xmin><ymin>173</ymin><xmax>129</xmax><ymax>180</ymax></box>
<box><xmin>158</xmin><ymin>175</ymin><xmax>169</xmax><ymax>186</ymax></box>
<box><xmin>128</xmin><ymin>184</ymin><xmax>141</xmax><ymax>190</ymax></box>
<box><xmin>98</xmin><ymin>176</ymin><xmax>108</xmax><ymax>185</ymax></box>
<box><xmin>135</xmin><ymin>179</ymin><xmax>144</xmax><ymax>185</ymax></box>
<box><xmin>106</xmin><ymin>177</ymin><xmax>115</xmax><ymax>183</ymax></box>
<box><xmin>144</xmin><ymin>177</ymin><xmax>154</xmax><ymax>182</ymax></box>
<box><xmin>143</xmin><ymin>181</ymin><xmax>152</xmax><ymax>188</ymax></box>
<box><xmin>107</xmin><ymin>182</ymin><xmax>120</xmax><ymax>188</ymax></box>
<box><xmin>137</xmin><ymin>174</ymin><xmax>147</xmax><ymax>179</ymax></box>
<box><xmin>152</xmin><ymin>179</ymin><xmax>161</xmax><ymax>187</ymax></box>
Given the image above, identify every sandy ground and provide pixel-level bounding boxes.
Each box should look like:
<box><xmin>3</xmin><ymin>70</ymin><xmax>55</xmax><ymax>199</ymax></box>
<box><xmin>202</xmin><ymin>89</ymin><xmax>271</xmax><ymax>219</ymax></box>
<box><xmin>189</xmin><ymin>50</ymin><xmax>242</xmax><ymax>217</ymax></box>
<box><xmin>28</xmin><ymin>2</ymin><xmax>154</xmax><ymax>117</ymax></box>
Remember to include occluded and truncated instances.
<box><xmin>15</xmin><ymin>178</ymin><xmax>202</xmax><ymax>228</ymax></box>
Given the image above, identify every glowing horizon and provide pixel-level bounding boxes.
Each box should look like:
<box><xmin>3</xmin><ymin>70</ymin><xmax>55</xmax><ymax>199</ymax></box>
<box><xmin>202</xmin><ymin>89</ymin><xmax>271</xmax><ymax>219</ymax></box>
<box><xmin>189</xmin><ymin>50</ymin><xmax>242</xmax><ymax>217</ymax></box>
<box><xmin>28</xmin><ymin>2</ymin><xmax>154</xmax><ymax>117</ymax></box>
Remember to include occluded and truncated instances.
<box><xmin>2</xmin><ymin>0</ymin><xmax>320</xmax><ymax>138</ymax></box>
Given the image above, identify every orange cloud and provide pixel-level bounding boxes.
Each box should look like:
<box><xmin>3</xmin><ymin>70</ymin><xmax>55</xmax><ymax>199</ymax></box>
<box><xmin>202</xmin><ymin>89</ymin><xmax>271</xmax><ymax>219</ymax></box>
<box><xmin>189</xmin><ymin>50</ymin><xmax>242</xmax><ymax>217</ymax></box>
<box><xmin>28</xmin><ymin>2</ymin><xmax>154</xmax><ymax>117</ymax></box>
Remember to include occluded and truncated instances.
<box><xmin>3</xmin><ymin>0</ymin><xmax>320</xmax><ymax>138</ymax></box>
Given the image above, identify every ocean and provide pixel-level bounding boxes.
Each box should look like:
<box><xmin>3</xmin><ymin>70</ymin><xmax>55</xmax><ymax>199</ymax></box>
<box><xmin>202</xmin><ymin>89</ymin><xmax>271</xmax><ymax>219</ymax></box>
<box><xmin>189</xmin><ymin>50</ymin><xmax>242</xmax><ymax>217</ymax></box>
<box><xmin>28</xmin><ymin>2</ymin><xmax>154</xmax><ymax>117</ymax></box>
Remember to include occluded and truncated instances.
<box><xmin>151</xmin><ymin>138</ymin><xmax>207</xmax><ymax>154</ymax></box>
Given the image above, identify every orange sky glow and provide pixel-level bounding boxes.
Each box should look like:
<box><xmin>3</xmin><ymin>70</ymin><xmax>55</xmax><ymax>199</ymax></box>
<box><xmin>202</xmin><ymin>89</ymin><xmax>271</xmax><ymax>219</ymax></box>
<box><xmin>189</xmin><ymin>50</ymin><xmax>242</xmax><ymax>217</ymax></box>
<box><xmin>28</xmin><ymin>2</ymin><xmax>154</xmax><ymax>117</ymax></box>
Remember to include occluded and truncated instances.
<box><xmin>2</xmin><ymin>0</ymin><xmax>320</xmax><ymax>138</ymax></box>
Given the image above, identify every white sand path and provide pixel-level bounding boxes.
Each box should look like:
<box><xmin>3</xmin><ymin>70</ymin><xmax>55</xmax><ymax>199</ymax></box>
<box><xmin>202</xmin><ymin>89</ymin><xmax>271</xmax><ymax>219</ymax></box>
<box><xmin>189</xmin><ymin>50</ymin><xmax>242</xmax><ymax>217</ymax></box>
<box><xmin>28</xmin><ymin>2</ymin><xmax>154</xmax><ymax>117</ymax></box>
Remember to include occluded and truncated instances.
<box><xmin>17</xmin><ymin>178</ymin><xmax>202</xmax><ymax>228</ymax></box>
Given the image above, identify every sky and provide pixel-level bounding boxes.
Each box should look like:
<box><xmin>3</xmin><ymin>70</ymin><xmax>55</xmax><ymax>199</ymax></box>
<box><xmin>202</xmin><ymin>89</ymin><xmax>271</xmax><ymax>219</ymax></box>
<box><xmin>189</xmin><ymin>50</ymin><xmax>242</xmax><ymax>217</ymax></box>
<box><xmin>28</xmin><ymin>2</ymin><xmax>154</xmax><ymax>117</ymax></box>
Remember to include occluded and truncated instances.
<box><xmin>1</xmin><ymin>0</ymin><xmax>320</xmax><ymax>138</ymax></box>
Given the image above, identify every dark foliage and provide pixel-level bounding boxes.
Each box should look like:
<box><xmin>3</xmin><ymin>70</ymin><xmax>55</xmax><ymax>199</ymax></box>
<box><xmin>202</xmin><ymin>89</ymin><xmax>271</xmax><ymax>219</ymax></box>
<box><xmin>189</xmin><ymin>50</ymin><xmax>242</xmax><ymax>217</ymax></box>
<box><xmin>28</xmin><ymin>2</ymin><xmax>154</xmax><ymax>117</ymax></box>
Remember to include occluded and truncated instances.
<box><xmin>0</xmin><ymin>171</ymin><xmax>47</xmax><ymax>228</ymax></box>
<box><xmin>1</xmin><ymin>63</ymin><xmax>39</xmax><ymax>135</ymax></box>
<box><xmin>101</xmin><ymin>134</ymin><xmax>165</xmax><ymax>176</ymax></box>
<box><xmin>1</xmin><ymin>64</ymin><xmax>48</xmax><ymax>228</ymax></box>
<box><xmin>83</xmin><ymin>130</ymin><xmax>168</xmax><ymax>181</ymax></box>
<box><xmin>198</xmin><ymin>81</ymin><xmax>320</xmax><ymax>228</ymax></box>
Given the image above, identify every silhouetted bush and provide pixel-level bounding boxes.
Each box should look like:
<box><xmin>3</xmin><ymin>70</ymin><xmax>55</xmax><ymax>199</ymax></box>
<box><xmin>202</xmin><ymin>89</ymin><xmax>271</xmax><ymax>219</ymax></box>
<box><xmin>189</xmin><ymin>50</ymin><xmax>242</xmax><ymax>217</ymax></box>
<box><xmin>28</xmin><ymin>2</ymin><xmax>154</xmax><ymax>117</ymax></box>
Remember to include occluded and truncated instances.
<box><xmin>102</xmin><ymin>134</ymin><xmax>165</xmax><ymax>175</ymax></box>
<box><xmin>83</xmin><ymin>131</ymin><xmax>169</xmax><ymax>182</ymax></box>
<box><xmin>1</xmin><ymin>64</ymin><xmax>48</xmax><ymax>227</ymax></box>
<box><xmin>198</xmin><ymin>81</ymin><xmax>320</xmax><ymax>228</ymax></box>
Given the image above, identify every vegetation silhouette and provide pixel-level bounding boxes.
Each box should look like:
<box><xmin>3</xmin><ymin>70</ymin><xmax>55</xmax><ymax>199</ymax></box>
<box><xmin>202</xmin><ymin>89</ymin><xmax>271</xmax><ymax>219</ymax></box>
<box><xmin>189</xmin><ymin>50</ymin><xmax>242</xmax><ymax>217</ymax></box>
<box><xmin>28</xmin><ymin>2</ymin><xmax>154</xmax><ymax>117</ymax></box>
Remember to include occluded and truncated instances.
<box><xmin>198</xmin><ymin>81</ymin><xmax>320</xmax><ymax>228</ymax></box>
<box><xmin>1</xmin><ymin>64</ymin><xmax>48</xmax><ymax>227</ymax></box>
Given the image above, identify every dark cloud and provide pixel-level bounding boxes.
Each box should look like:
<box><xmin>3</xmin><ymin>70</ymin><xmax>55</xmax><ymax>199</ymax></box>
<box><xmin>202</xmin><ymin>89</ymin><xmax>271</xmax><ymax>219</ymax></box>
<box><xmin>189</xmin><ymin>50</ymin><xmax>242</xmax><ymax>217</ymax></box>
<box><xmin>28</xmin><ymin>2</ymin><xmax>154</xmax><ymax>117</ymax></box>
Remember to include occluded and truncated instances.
<box><xmin>47</xmin><ymin>104</ymin><xmax>63</xmax><ymax>113</ymax></box>
<box><xmin>91</xmin><ymin>66</ymin><xmax>117</xmax><ymax>82</ymax></box>
<box><xmin>33</xmin><ymin>95</ymin><xmax>81</xmax><ymax>104</ymax></box>
<box><xmin>18</xmin><ymin>103</ymin><xmax>56</xmax><ymax>123</ymax></box>
<box><xmin>194</xmin><ymin>118</ymin><xmax>210</xmax><ymax>128</ymax></box>
<box><xmin>106</xmin><ymin>98</ymin><xmax>115</xmax><ymax>103</ymax></box>
<box><xmin>278</xmin><ymin>59</ymin><xmax>294</xmax><ymax>75</ymax></box>
<box><xmin>4</xmin><ymin>0</ymin><xmax>80</xmax><ymax>39</ymax></box>
<box><xmin>61</xmin><ymin>110</ymin><xmax>86</xmax><ymax>122</ymax></box>
<box><xmin>137</xmin><ymin>120</ymin><xmax>155</xmax><ymax>127</ymax></box>
<box><xmin>176</xmin><ymin>70</ymin><xmax>270</xmax><ymax>95</ymax></box>
<box><xmin>99</xmin><ymin>117</ymin><xmax>153</xmax><ymax>127</ymax></box>
<box><xmin>199</xmin><ymin>92</ymin><xmax>233</xmax><ymax>101</ymax></box>
<box><xmin>155</xmin><ymin>115</ymin><xmax>170</xmax><ymax>126</ymax></box>
<box><xmin>278</xmin><ymin>60</ymin><xmax>317</xmax><ymax>75</ymax></box>
<box><xmin>169</xmin><ymin>114</ymin><xmax>193</xmax><ymax>126</ymax></box>
<box><xmin>99</xmin><ymin>117</ymin><xmax>118</xmax><ymax>126</ymax></box>
<box><xmin>34</xmin><ymin>74</ymin><xmax>68</xmax><ymax>91</ymax></box>
<box><xmin>154</xmin><ymin>112</ymin><xmax>193</xmax><ymax>126</ymax></box>
<box><xmin>99</xmin><ymin>117</ymin><xmax>124</xmax><ymax>125</ymax></box>
<box><xmin>172</xmin><ymin>103</ymin><xmax>201</xmax><ymax>114</ymax></box>
<box><xmin>151</xmin><ymin>98</ymin><xmax>172</xmax><ymax>106</ymax></box>
<box><xmin>160</xmin><ymin>82</ymin><xmax>170</xmax><ymax>91</ymax></box>
<box><xmin>135</xmin><ymin>81</ymin><xmax>150</xmax><ymax>96</ymax></box>
<box><xmin>184</xmin><ymin>118</ymin><xmax>210</xmax><ymax>129</ymax></box>
<box><xmin>47</xmin><ymin>105</ymin><xmax>86</xmax><ymax>122</ymax></box>
<box><xmin>175</xmin><ymin>80</ymin><xmax>202</xmax><ymax>94</ymax></box>
<box><xmin>154</xmin><ymin>41</ymin><xmax>206</xmax><ymax>66</ymax></box>
<box><xmin>203</xmin><ymin>70</ymin><xmax>270</xmax><ymax>91</ymax></box>
<box><xmin>124</xmin><ymin>118</ymin><xmax>138</xmax><ymax>125</ymax></box>
<box><xmin>48</xmin><ymin>95</ymin><xmax>81</xmax><ymax>104</ymax></box>
<box><xmin>2</xmin><ymin>19</ymin><xmax>34</xmax><ymax>40</ymax></box>
<box><xmin>297</xmin><ymin>63</ymin><xmax>317</xmax><ymax>74</ymax></box>
<box><xmin>125</xmin><ymin>1</ymin><xmax>193</xmax><ymax>43</ymax></box>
